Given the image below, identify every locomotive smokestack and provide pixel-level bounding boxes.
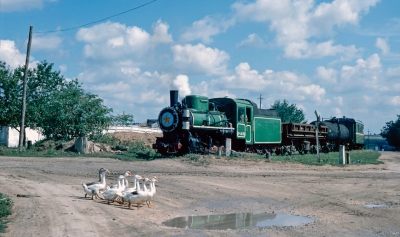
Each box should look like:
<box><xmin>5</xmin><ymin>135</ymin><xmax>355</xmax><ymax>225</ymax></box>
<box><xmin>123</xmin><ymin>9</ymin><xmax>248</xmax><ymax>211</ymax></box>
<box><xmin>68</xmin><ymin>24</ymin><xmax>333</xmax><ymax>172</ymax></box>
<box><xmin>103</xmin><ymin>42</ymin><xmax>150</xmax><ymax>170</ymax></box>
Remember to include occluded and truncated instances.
<box><xmin>170</xmin><ymin>90</ymin><xmax>178</xmax><ymax>107</ymax></box>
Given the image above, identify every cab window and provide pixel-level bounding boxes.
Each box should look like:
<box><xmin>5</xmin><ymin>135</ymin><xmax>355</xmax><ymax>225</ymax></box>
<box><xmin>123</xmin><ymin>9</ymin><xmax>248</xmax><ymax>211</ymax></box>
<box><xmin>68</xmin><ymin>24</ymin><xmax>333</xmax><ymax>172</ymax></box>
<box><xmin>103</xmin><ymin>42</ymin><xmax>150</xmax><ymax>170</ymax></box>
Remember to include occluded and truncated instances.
<box><xmin>246</xmin><ymin>108</ymin><xmax>251</xmax><ymax>122</ymax></box>
<box><xmin>238</xmin><ymin>108</ymin><xmax>245</xmax><ymax>123</ymax></box>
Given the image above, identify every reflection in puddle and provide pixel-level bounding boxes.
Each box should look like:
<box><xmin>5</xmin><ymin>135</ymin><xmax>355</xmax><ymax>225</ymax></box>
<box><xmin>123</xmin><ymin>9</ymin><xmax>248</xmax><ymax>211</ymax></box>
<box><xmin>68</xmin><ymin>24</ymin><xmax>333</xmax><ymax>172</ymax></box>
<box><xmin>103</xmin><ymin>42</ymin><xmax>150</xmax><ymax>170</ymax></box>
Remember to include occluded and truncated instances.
<box><xmin>163</xmin><ymin>212</ymin><xmax>314</xmax><ymax>230</ymax></box>
<box><xmin>364</xmin><ymin>204</ymin><xmax>388</xmax><ymax>208</ymax></box>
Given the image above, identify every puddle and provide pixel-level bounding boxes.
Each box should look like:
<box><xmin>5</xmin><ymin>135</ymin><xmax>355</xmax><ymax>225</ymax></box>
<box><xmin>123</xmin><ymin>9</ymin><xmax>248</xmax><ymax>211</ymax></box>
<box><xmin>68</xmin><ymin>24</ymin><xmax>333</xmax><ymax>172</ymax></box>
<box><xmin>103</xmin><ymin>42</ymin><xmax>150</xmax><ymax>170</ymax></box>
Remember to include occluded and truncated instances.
<box><xmin>364</xmin><ymin>204</ymin><xmax>388</xmax><ymax>209</ymax></box>
<box><xmin>163</xmin><ymin>212</ymin><xmax>314</xmax><ymax>230</ymax></box>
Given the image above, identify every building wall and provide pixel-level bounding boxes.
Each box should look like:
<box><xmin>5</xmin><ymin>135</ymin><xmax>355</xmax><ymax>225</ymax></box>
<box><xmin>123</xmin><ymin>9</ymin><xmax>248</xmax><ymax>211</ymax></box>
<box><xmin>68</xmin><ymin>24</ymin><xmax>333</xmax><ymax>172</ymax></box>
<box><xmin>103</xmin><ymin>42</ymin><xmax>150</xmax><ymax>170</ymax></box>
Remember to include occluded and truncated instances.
<box><xmin>0</xmin><ymin>127</ymin><xmax>9</xmax><ymax>146</ymax></box>
<box><xmin>0</xmin><ymin>127</ymin><xmax>45</xmax><ymax>147</ymax></box>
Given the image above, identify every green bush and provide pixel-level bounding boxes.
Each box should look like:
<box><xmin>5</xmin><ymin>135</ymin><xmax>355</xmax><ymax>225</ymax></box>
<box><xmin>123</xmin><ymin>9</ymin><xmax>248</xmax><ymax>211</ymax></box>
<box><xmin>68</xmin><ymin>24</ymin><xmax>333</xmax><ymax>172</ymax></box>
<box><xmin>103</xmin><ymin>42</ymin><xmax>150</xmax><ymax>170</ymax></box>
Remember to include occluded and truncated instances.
<box><xmin>0</xmin><ymin>193</ymin><xmax>13</xmax><ymax>233</ymax></box>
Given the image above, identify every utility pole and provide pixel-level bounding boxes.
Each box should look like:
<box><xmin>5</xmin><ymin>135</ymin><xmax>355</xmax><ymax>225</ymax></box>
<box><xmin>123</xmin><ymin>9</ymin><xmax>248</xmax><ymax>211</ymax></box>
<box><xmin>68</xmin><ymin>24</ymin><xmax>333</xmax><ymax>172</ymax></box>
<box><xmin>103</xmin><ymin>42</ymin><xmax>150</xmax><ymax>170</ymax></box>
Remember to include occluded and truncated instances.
<box><xmin>314</xmin><ymin>110</ymin><xmax>321</xmax><ymax>163</ymax></box>
<box><xmin>257</xmin><ymin>94</ymin><xmax>263</xmax><ymax>109</ymax></box>
<box><xmin>367</xmin><ymin>129</ymin><xmax>370</xmax><ymax>150</ymax></box>
<box><xmin>18</xmin><ymin>25</ymin><xmax>33</xmax><ymax>150</ymax></box>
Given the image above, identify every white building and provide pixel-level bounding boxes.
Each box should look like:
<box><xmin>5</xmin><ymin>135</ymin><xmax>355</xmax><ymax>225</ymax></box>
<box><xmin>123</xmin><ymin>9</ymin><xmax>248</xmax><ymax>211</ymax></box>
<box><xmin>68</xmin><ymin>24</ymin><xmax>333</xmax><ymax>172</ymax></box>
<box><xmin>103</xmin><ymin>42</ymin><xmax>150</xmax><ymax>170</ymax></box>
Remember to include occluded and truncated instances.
<box><xmin>0</xmin><ymin>126</ymin><xmax>45</xmax><ymax>147</ymax></box>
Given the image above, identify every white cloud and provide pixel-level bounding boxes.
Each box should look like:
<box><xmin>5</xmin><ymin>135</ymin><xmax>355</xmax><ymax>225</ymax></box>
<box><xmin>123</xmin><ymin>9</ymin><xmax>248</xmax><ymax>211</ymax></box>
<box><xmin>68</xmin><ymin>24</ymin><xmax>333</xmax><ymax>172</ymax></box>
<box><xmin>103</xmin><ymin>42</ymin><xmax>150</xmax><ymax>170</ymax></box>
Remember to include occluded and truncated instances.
<box><xmin>181</xmin><ymin>16</ymin><xmax>235</xmax><ymax>44</ymax></box>
<box><xmin>76</xmin><ymin>20</ymin><xmax>172</xmax><ymax>60</ymax></box>
<box><xmin>237</xmin><ymin>34</ymin><xmax>266</xmax><ymax>48</ymax></box>
<box><xmin>212</xmin><ymin>62</ymin><xmax>327</xmax><ymax>104</ymax></box>
<box><xmin>294</xmin><ymin>84</ymin><xmax>326</xmax><ymax>102</ymax></box>
<box><xmin>152</xmin><ymin>20</ymin><xmax>173</xmax><ymax>44</ymax></box>
<box><xmin>375</xmin><ymin>38</ymin><xmax>390</xmax><ymax>55</ymax></box>
<box><xmin>0</xmin><ymin>40</ymin><xmax>25</xmax><ymax>68</ymax></box>
<box><xmin>316</xmin><ymin>66</ymin><xmax>337</xmax><ymax>84</ymax></box>
<box><xmin>331</xmin><ymin>107</ymin><xmax>342</xmax><ymax>117</ymax></box>
<box><xmin>386</xmin><ymin>66</ymin><xmax>400</xmax><ymax>79</ymax></box>
<box><xmin>284</xmin><ymin>40</ymin><xmax>359</xmax><ymax>59</ymax></box>
<box><xmin>315</xmin><ymin>54</ymin><xmax>383</xmax><ymax>93</ymax></box>
<box><xmin>232</xmin><ymin>0</ymin><xmax>378</xmax><ymax>59</ymax></box>
<box><xmin>0</xmin><ymin>0</ymin><xmax>57</xmax><ymax>12</ymax></box>
<box><xmin>389</xmin><ymin>96</ymin><xmax>400</xmax><ymax>106</ymax></box>
<box><xmin>32</xmin><ymin>34</ymin><xmax>62</xmax><ymax>51</ymax></box>
<box><xmin>0</xmin><ymin>39</ymin><xmax>38</xmax><ymax>69</ymax></box>
<box><xmin>59</xmin><ymin>64</ymin><xmax>67</xmax><ymax>73</ymax></box>
<box><xmin>171</xmin><ymin>43</ymin><xmax>230</xmax><ymax>76</ymax></box>
<box><xmin>334</xmin><ymin>96</ymin><xmax>343</xmax><ymax>106</ymax></box>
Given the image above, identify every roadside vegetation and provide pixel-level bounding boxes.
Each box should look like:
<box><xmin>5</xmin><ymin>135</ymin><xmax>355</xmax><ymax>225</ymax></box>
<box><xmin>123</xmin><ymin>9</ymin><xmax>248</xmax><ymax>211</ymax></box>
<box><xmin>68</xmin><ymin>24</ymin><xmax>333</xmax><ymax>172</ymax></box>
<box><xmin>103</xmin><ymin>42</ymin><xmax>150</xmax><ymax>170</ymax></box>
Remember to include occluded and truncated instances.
<box><xmin>180</xmin><ymin>149</ymin><xmax>382</xmax><ymax>166</ymax></box>
<box><xmin>1</xmin><ymin>137</ymin><xmax>382</xmax><ymax>166</ymax></box>
<box><xmin>267</xmin><ymin>149</ymin><xmax>382</xmax><ymax>166</ymax></box>
<box><xmin>0</xmin><ymin>193</ymin><xmax>13</xmax><ymax>233</ymax></box>
<box><xmin>0</xmin><ymin>134</ymin><xmax>161</xmax><ymax>161</ymax></box>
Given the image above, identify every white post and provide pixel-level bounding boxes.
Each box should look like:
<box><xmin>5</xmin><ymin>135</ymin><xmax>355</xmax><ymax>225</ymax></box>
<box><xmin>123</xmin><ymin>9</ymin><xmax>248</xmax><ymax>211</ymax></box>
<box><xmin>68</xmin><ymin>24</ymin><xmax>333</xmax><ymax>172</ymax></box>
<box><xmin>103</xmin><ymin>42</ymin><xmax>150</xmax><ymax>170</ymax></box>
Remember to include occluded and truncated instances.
<box><xmin>339</xmin><ymin>145</ymin><xmax>345</xmax><ymax>164</ymax></box>
<box><xmin>226</xmin><ymin>138</ymin><xmax>231</xmax><ymax>156</ymax></box>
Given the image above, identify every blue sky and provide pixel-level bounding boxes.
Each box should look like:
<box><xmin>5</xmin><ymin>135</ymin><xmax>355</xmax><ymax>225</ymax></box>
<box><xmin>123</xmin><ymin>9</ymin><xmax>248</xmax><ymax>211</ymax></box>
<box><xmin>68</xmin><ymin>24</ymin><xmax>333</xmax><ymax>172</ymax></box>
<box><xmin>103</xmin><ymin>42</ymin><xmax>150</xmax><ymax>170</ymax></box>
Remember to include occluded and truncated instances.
<box><xmin>1</xmin><ymin>0</ymin><xmax>400</xmax><ymax>134</ymax></box>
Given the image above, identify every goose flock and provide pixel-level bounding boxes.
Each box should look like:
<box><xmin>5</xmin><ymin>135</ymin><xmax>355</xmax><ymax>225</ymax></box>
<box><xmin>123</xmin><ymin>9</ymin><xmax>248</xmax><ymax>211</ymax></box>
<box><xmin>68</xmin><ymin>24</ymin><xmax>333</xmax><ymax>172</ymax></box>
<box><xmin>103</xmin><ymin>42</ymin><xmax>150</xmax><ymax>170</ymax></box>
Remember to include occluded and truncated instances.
<box><xmin>81</xmin><ymin>168</ymin><xmax>158</xmax><ymax>210</ymax></box>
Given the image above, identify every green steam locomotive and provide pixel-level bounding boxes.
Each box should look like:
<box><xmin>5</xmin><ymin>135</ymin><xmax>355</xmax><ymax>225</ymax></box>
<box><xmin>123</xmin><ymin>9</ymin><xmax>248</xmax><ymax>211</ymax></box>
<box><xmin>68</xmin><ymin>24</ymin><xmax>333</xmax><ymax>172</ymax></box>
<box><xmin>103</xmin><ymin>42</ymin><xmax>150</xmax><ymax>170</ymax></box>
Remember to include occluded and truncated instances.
<box><xmin>153</xmin><ymin>90</ymin><xmax>364</xmax><ymax>155</ymax></box>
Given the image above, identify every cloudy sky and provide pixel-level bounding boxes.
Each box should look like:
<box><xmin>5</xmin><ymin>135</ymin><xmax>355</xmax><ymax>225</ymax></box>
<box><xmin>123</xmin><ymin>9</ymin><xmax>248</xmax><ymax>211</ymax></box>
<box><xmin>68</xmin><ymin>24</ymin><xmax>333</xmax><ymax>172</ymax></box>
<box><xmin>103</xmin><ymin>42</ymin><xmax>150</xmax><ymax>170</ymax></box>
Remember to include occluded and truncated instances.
<box><xmin>1</xmin><ymin>0</ymin><xmax>399</xmax><ymax>134</ymax></box>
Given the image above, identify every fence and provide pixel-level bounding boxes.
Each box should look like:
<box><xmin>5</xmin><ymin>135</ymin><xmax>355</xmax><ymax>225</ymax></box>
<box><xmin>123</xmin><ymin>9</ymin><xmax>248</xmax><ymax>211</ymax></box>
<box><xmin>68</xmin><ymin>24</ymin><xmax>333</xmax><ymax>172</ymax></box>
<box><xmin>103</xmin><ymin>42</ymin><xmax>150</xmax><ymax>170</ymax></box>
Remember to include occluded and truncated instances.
<box><xmin>103</xmin><ymin>126</ymin><xmax>162</xmax><ymax>134</ymax></box>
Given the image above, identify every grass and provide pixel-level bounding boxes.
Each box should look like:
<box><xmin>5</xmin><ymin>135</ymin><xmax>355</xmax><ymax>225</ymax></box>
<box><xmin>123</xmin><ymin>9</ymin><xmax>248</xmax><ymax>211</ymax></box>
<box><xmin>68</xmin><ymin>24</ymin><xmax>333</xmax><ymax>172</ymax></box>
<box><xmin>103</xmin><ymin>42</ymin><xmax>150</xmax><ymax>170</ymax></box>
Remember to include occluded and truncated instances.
<box><xmin>261</xmin><ymin>149</ymin><xmax>383</xmax><ymax>166</ymax></box>
<box><xmin>0</xmin><ymin>193</ymin><xmax>13</xmax><ymax>233</ymax></box>
<box><xmin>0</xmin><ymin>138</ymin><xmax>383</xmax><ymax>166</ymax></box>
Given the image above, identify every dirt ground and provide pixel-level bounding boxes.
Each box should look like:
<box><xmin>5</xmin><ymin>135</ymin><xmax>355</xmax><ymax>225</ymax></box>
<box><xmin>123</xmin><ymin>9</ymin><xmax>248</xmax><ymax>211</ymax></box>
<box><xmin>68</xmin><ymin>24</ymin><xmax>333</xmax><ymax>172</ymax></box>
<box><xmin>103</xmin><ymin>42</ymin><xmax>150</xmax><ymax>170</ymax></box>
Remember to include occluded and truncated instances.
<box><xmin>109</xmin><ymin>132</ymin><xmax>159</xmax><ymax>147</ymax></box>
<box><xmin>0</xmin><ymin>133</ymin><xmax>399</xmax><ymax>236</ymax></box>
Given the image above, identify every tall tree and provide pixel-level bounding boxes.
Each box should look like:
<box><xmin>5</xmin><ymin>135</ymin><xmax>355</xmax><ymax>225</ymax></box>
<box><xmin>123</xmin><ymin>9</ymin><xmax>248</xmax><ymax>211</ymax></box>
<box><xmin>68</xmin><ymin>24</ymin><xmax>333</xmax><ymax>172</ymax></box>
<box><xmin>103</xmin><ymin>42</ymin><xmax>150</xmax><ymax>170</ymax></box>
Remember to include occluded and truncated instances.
<box><xmin>41</xmin><ymin>79</ymin><xmax>113</xmax><ymax>140</ymax></box>
<box><xmin>271</xmin><ymin>100</ymin><xmax>307</xmax><ymax>123</ymax></box>
<box><xmin>381</xmin><ymin>115</ymin><xmax>400</xmax><ymax>150</ymax></box>
<box><xmin>0</xmin><ymin>61</ymin><xmax>23</xmax><ymax>130</ymax></box>
<box><xmin>0</xmin><ymin>60</ymin><xmax>113</xmax><ymax>140</ymax></box>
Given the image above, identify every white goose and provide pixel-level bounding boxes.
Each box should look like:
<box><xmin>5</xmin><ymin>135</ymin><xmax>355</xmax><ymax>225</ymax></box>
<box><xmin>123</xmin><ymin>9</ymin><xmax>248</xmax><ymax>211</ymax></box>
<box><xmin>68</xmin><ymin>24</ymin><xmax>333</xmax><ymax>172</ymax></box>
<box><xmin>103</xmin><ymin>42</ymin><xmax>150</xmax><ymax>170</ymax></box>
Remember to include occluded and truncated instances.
<box><xmin>83</xmin><ymin>168</ymin><xmax>110</xmax><ymax>199</ymax></box>
<box><xmin>102</xmin><ymin>175</ymin><xmax>126</xmax><ymax>204</ymax></box>
<box><xmin>124</xmin><ymin>175</ymin><xmax>143</xmax><ymax>193</ymax></box>
<box><xmin>110</xmin><ymin>171</ymin><xmax>131</xmax><ymax>189</ymax></box>
<box><xmin>117</xmin><ymin>176</ymin><xmax>144</xmax><ymax>206</ymax></box>
<box><xmin>144</xmin><ymin>177</ymin><xmax>158</xmax><ymax>208</ymax></box>
<box><xmin>81</xmin><ymin>182</ymin><xmax>101</xmax><ymax>200</ymax></box>
<box><xmin>125</xmin><ymin>178</ymin><xmax>150</xmax><ymax>210</ymax></box>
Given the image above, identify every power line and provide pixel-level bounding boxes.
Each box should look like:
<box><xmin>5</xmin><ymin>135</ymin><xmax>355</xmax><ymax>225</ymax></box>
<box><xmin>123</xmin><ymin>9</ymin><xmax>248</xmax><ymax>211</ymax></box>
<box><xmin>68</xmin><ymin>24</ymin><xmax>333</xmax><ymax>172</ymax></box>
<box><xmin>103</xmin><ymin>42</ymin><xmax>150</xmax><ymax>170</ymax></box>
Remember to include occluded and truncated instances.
<box><xmin>6</xmin><ymin>36</ymin><xmax>29</xmax><ymax>67</ymax></box>
<box><xmin>34</xmin><ymin>0</ymin><xmax>158</xmax><ymax>34</ymax></box>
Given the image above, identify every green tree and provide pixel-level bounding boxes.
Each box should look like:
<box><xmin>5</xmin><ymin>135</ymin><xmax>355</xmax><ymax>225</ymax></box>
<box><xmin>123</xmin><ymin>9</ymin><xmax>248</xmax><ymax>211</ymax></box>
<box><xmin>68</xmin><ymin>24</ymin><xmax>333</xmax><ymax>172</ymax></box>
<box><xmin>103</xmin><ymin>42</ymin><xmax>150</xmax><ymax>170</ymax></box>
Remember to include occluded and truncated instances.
<box><xmin>41</xmin><ymin>79</ymin><xmax>113</xmax><ymax>140</ymax></box>
<box><xmin>0</xmin><ymin>61</ymin><xmax>64</xmax><ymax>131</ymax></box>
<box><xmin>112</xmin><ymin>113</ymin><xmax>134</xmax><ymax>126</ymax></box>
<box><xmin>271</xmin><ymin>99</ymin><xmax>307</xmax><ymax>123</ymax></box>
<box><xmin>0</xmin><ymin>60</ymin><xmax>113</xmax><ymax>140</ymax></box>
<box><xmin>381</xmin><ymin>115</ymin><xmax>400</xmax><ymax>150</ymax></box>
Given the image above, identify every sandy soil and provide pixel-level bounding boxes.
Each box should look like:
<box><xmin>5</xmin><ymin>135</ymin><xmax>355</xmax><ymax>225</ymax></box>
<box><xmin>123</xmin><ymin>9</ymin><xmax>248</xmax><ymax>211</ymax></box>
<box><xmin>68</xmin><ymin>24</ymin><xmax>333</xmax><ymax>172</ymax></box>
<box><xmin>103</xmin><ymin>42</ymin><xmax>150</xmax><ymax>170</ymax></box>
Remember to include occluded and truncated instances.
<box><xmin>0</xmin><ymin>149</ymin><xmax>399</xmax><ymax>236</ymax></box>
<box><xmin>109</xmin><ymin>132</ymin><xmax>160</xmax><ymax>147</ymax></box>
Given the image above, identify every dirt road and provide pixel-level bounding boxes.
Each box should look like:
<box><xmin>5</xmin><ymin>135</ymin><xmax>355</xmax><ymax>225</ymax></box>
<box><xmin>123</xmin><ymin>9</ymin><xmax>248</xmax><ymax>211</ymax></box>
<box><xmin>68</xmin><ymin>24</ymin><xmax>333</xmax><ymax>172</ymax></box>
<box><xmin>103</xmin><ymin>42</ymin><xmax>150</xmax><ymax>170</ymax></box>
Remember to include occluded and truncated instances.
<box><xmin>0</xmin><ymin>152</ymin><xmax>399</xmax><ymax>237</ymax></box>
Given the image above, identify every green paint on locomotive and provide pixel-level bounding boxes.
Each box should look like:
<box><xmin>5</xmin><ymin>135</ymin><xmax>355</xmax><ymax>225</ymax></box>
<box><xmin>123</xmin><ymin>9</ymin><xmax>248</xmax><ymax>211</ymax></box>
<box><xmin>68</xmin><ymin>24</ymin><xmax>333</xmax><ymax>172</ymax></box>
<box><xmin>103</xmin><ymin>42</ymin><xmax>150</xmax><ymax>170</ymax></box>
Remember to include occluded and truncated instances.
<box><xmin>254</xmin><ymin>117</ymin><xmax>281</xmax><ymax>144</ymax></box>
<box><xmin>210</xmin><ymin>97</ymin><xmax>282</xmax><ymax>145</ymax></box>
<box><xmin>183</xmin><ymin>95</ymin><xmax>229</xmax><ymax>127</ymax></box>
<box><xmin>190</xmin><ymin>110</ymin><xmax>228</xmax><ymax>127</ymax></box>
<box><xmin>183</xmin><ymin>95</ymin><xmax>209</xmax><ymax>111</ymax></box>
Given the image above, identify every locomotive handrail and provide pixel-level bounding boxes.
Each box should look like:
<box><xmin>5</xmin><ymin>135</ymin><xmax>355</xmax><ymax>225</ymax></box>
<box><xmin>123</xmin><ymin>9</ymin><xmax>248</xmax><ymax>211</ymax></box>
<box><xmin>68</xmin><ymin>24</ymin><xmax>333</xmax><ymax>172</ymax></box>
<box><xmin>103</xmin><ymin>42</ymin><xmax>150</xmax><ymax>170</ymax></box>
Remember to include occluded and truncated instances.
<box><xmin>192</xmin><ymin>125</ymin><xmax>234</xmax><ymax>130</ymax></box>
